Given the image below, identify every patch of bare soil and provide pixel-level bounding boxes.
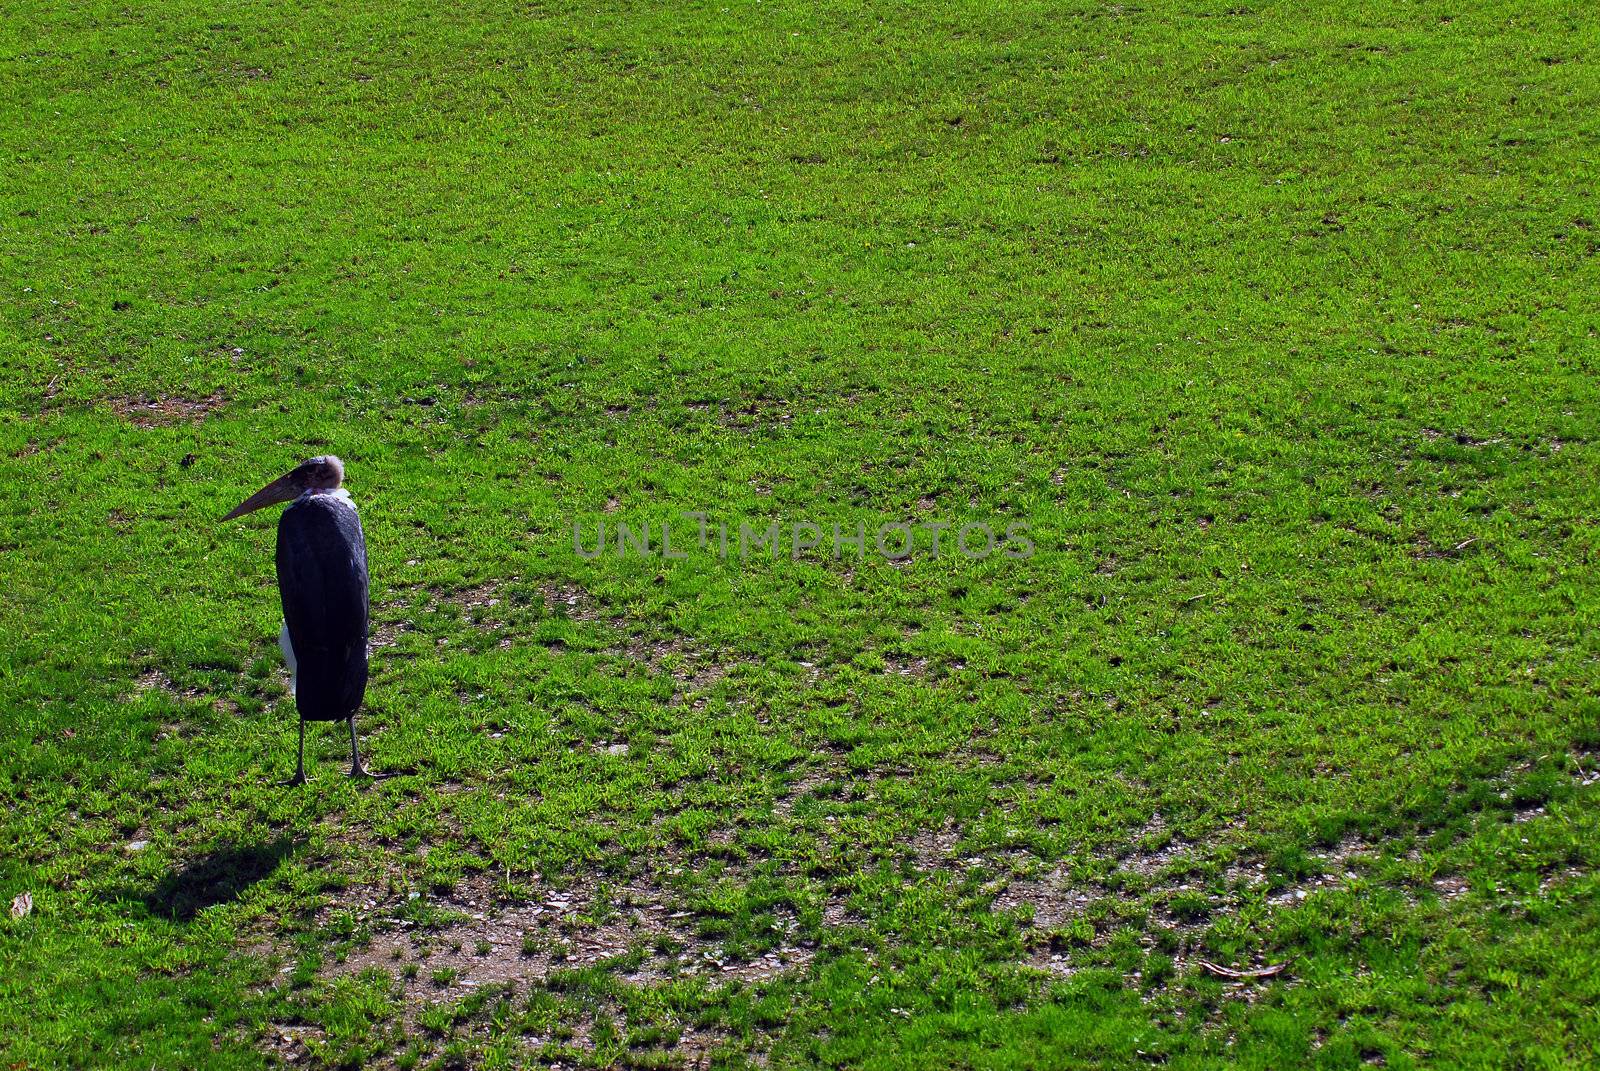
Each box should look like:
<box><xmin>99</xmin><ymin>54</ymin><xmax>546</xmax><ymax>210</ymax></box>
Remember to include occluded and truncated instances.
<box><xmin>109</xmin><ymin>391</ymin><xmax>225</xmax><ymax>428</ymax></box>
<box><xmin>368</xmin><ymin>611</ymin><xmax>409</xmax><ymax>650</ymax></box>
<box><xmin>260</xmin><ymin>1023</ymin><xmax>329</xmax><ymax>1065</ymax></box>
<box><xmin>315</xmin><ymin>870</ymin><xmax>809</xmax><ymax>1066</ymax></box>
<box><xmin>376</xmin><ymin>579</ymin><xmax>748</xmax><ymax>717</ymax></box>
<box><xmin>995</xmin><ymin>752</ymin><xmax>1600</xmax><ymax>997</ymax></box>
<box><xmin>718</xmin><ymin>395</ymin><xmax>795</xmax><ymax>433</ymax></box>
<box><xmin>132</xmin><ymin>668</ymin><xmax>191</xmax><ymax>698</ymax></box>
<box><xmin>535</xmin><ymin>586</ymin><xmax>748</xmax><ymax>701</ymax></box>
<box><xmin>128</xmin><ymin>668</ymin><xmax>224</xmax><ymax>718</ymax></box>
<box><xmin>540</xmin><ymin>582</ymin><xmax>605</xmax><ymax>624</ymax></box>
<box><xmin>414</xmin><ymin>580</ymin><xmax>517</xmax><ymax>640</ymax></box>
<box><xmin>904</xmin><ymin>818</ymin><xmax>965</xmax><ymax>871</ymax></box>
<box><xmin>374</xmin><ymin>578</ymin><xmax>600</xmax><ymax>653</ymax></box>
<box><xmin>880</xmin><ymin>653</ymin><xmax>930</xmax><ymax>678</ymax></box>
<box><xmin>771</xmin><ymin>765</ymin><xmax>837</xmax><ymax>818</ymax></box>
<box><xmin>605</xmin><ymin>631</ymin><xmax>745</xmax><ymax>709</ymax></box>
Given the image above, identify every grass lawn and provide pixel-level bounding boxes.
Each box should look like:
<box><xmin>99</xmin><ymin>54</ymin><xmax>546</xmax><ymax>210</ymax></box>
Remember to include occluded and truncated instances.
<box><xmin>3</xmin><ymin>0</ymin><xmax>1599</xmax><ymax>1067</ymax></box>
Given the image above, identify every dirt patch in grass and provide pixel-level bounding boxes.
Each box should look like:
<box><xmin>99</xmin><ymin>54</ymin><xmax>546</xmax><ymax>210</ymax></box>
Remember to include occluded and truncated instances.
<box><xmin>1109</xmin><ymin>813</ymin><xmax>1195</xmax><ymax>883</ymax></box>
<box><xmin>368</xmin><ymin>611</ymin><xmax>409</xmax><ymax>650</ymax></box>
<box><xmin>133</xmin><ymin>668</ymin><xmax>186</xmax><ymax>696</ymax></box>
<box><xmin>904</xmin><ymin>818</ymin><xmax>965</xmax><ymax>871</ymax></box>
<box><xmin>313</xmin><ymin>869</ymin><xmax>809</xmax><ymax>1065</ymax></box>
<box><xmin>719</xmin><ymin>395</ymin><xmax>795</xmax><ymax>433</ymax></box>
<box><xmin>880</xmin><ymin>653</ymin><xmax>931</xmax><ymax>678</ymax></box>
<box><xmin>440</xmin><ymin>578</ymin><xmax>621</xmax><ymax>627</ymax></box>
<box><xmin>260</xmin><ymin>1023</ymin><xmax>329</xmax><ymax>1066</ymax></box>
<box><xmin>996</xmin><ymin>754</ymin><xmax>1600</xmax><ymax>996</ymax></box>
<box><xmin>606</xmin><ymin>632</ymin><xmax>742</xmax><ymax>707</ymax></box>
<box><xmin>128</xmin><ymin>667</ymin><xmax>209</xmax><ymax>706</ymax></box>
<box><xmin>375</xmin><ymin>578</ymin><xmax>748</xmax><ymax>708</ymax></box>
<box><xmin>373</xmin><ymin>578</ymin><xmax>600</xmax><ymax>652</ymax></box>
<box><xmin>772</xmin><ymin>765</ymin><xmax>837</xmax><ymax>818</ymax></box>
<box><xmin>540</xmin><ymin>582</ymin><xmax>606</xmax><ymax>624</ymax></box>
<box><xmin>420</xmin><ymin>580</ymin><xmax>516</xmax><ymax>640</ymax></box>
<box><xmin>324</xmin><ymin>871</ymin><xmax>813</xmax><ymax>991</ymax></box>
<box><xmin>108</xmin><ymin>391</ymin><xmax>225</xmax><ymax>428</ymax></box>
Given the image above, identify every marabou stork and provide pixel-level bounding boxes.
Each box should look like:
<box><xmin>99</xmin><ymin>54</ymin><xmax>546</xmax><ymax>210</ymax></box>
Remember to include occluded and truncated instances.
<box><xmin>224</xmin><ymin>455</ymin><xmax>374</xmax><ymax>783</ymax></box>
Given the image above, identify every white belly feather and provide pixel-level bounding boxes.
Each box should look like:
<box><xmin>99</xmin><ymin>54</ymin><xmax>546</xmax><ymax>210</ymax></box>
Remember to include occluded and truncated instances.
<box><xmin>279</xmin><ymin>622</ymin><xmax>298</xmax><ymax>697</ymax></box>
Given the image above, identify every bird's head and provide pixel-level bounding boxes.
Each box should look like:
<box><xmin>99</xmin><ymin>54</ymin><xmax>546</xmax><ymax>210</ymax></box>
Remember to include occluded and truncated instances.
<box><xmin>223</xmin><ymin>455</ymin><xmax>345</xmax><ymax>521</ymax></box>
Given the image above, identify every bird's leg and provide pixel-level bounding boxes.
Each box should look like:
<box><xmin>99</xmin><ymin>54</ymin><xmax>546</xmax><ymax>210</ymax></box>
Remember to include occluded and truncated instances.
<box><xmin>348</xmin><ymin>716</ymin><xmax>370</xmax><ymax>778</ymax></box>
<box><xmin>284</xmin><ymin>720</ymin><xmax>307</xmax><ymax>786</ymax></box>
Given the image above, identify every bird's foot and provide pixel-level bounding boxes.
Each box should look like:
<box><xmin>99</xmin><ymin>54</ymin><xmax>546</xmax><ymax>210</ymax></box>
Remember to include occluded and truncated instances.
<box><xmin>282</xmin><ymin>770</ymin><xmax>308</xmax><ymax>787</ymax></box>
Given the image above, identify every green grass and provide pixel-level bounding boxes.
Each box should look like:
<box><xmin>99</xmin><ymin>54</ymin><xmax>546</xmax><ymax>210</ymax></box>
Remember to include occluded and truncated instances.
<box><xmin>3</xmin><ymin>0</ymin><xmax>1599</xmax><ymax>1067</ymax></box>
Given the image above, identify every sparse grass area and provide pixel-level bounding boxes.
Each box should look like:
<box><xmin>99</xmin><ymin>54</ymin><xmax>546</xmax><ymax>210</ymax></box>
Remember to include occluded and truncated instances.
<box><xmin>3</xmin><ymin>0</ymin><xmax>1599</xmax><ymax>1067</ymax></box>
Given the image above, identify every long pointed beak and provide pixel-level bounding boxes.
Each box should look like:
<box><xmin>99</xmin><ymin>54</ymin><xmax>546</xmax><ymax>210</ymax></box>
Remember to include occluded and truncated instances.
<box><xmin>222</xmin><ymin>472</ymin><xmax>301</xmax><ymax>521</ymax></box>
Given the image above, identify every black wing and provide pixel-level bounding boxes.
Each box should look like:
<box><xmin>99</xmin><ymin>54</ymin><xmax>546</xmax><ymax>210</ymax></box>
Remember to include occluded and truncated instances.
<box><xmin>276</xmin><ymin>496</ymin><xmax>369</xmax><ymax>721</ymax></box>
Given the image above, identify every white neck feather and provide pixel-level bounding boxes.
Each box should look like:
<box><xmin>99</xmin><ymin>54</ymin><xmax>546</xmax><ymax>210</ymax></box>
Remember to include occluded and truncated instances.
<box><xmin>302</xmin><ymin>487</ymin><xmax>356</xmax><ymax>510</ymax></box>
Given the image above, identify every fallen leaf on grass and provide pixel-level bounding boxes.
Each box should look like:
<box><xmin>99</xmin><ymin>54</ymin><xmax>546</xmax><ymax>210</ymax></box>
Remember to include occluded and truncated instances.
<box><xmin>11</xmin><ymin>892</ymin><xmax>32</xmax><ymax>919</ymax></box>
<box><xmin>1200</xmin><ymin>960</ymin><xmax>1286</xmax><ymax>979</ymax></box>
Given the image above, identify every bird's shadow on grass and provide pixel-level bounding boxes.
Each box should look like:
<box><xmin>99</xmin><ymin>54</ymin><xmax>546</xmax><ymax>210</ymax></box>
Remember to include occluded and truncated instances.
<box><xmin>137</xmin><ymin>836</ymin><xmax>297</xmax><ymax>921</ymax></box>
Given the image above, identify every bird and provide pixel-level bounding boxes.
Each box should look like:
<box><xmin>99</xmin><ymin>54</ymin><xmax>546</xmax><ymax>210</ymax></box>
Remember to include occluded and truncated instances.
<box><xmin>224</xmin><ymin>455</ymin><xmax>374</xmax><ymax>783</ymax></box>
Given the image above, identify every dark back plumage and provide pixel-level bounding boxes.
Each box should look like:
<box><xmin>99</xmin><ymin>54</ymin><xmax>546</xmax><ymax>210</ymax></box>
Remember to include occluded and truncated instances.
<box><xmin>276</xmin><ymin>493</ymin><xmax>369</xmax><ymax>721</ymax></box>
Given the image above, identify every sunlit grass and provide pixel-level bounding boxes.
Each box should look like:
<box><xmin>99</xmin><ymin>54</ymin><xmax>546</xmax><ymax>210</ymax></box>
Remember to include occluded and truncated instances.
<box><xmin>2</xmin><ymin>0</ymin><xmax>1598</xmax><ymax>1067</ymax></box>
